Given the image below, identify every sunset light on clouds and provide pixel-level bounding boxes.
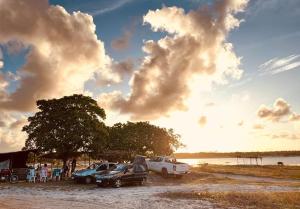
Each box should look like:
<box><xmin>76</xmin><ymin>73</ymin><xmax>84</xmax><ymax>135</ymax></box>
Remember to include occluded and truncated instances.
<box><xmin>1</xmin><ymin>0</ymin><xmax>300</xmax><ymax>153</ymax></box>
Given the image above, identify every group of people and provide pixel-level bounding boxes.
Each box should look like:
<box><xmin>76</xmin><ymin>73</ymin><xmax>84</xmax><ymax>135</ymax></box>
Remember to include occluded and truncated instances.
<box><xmin>27</xmin><ymin>158</ymin><xmax>77</xmax><ymax>183</ymax></box>
<box><xmin>61</xmin><ymin>158</ymin><xmax>77</xmax><ymax>177</ymax></box>
<box><xmin>27</xmin><ymin>163</ymin><xmax>48</xmax><ymax>183</ymax></box>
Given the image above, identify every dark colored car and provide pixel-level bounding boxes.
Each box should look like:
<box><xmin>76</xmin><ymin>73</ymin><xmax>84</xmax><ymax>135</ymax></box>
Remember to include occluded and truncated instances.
<box><xmin>72</xmin><ymin>162</ymin><xmax>116</xmax><ymax>184</ymax></box>
<box><xmin>95</xmin><ymin>163</ymin><xmax>147</xmax><ymax>188</ymax></box>
<box><xmin>133</xmin><ymin>155</ymin><xmax>148</xmax><ymax>172</ymax></box>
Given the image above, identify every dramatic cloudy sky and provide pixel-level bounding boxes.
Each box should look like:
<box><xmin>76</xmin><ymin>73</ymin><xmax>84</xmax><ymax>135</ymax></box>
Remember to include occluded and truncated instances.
<box><xmin>1</xmin><ymin>0</ymin><xmax>300</xmax><ymax>152</ymax></box>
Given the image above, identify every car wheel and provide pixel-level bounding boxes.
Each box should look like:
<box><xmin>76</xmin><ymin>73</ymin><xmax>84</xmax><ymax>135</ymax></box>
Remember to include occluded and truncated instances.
<box><xmin>10</xmin><ymin>175</ymin><xmax>18</xmax><ymax>183</ymax></box>
<box><xmin>113</xmin><ymin>179</ymin><xmax>122</xmax><ymax>188</ymax></box>
<box><xmin>162</xmin><ymin>168</ymin><xmax>168</xmax><ymax>178</ymax></box>
<box><xmin>85</xmin><ymin>176</ymin><xmax>92</xmax><ymax>184</ymax></box>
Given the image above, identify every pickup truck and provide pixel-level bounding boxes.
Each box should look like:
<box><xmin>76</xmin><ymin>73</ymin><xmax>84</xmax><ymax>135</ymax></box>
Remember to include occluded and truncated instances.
<box><xmin>146</xmin><ymin>156</ymin><xmax>189</xmax><ymax>178</ymax></box>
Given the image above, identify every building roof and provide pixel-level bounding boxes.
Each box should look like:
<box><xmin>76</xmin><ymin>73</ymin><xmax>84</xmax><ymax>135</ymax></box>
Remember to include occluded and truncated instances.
<box><xmin>0</xmin><ymin>150</ymin><xmax>37</xmax><ymax>168</ymax></box>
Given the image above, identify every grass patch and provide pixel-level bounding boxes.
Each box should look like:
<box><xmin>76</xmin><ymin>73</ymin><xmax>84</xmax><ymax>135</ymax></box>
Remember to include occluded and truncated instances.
<box><xmin>160</xmin><ymin>191</ymin><xmax>300</xmax><ymax>209</ymax></box>
<box><xmin>194</xmin><ymin>165</ymin><xmax>300</xmax><ymax>179</ymax></box>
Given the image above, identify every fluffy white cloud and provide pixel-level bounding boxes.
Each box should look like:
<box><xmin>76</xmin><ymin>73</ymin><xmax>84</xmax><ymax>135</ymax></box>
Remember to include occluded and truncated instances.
<box><xmin>257</xmin><ymin>98</ymin><xmax>300</xmax><ymax>123</ymax></box>
<box><xmin>0</xmin><ymin>111</ymin><xmax>28</xmax><ymax>152</ymax></box>
<box><xmin>289</xmin><ymin>112</ymin><xmax>300</xmax><ymax>122</ymax></box>
<box><xmin>269</xmin><ymin>132</ymin><xmax>300</xmax><ymax>140</ymax></box>
<box><xmin>94</xmin><ymin>59</ymin><xmax>134</xmax><ymax>86</ymax></box>
<box><xmin>257</xmin><ymin>98</ymin><xmax>291</xmax><ymax>122</ymax></box>
<box><xmin>104</xmin><ymin>0</ymin><xmax>248</xmax><ymax>120</ymax></box>
<box><xmin>0</xmin><ymin>0</ymin><xmax>116</xmax><ymax>112</ymax></box>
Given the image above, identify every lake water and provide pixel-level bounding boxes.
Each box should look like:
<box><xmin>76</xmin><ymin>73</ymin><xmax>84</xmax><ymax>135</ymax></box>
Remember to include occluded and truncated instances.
<box><xmin>178</xmin><ymin>156</ymin><xmax>300</xmax><ymax>166</ymax></box>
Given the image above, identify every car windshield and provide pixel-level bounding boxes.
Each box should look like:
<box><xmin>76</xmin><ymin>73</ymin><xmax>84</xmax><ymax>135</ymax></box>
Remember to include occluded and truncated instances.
<box><xmin>109</xmin><ymin>164</ymin><xmax>127</xmax><ymax>171</ymax></box>
<box><xmin>87</xmin><ymin>163</ymin><xmax>99</xmax><ymax>169</ymax></box>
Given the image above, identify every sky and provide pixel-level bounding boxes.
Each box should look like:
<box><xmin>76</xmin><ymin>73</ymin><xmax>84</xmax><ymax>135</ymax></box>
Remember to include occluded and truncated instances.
<box><xmin>0</xmin><ymin>0</ymin><xmax>300</xmax><ymax>153</ymax></box>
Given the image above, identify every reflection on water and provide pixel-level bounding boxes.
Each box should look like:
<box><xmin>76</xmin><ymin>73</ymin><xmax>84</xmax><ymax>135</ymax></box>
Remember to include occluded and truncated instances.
<box><xmin>178</xmin><ymin>156</ymin><xmax>300</xmax><ymax>166</ymax></box>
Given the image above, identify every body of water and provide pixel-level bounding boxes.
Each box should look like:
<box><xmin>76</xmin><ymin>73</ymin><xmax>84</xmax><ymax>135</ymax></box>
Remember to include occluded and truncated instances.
<box><xmin>178</xmin><ymin>156</ymin><xmax>300</xmax><ymax>166</ymax></box>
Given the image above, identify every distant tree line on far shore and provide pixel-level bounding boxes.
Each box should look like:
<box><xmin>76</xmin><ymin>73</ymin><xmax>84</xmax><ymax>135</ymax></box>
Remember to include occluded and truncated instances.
<box><xmin>175</xmin><ymin>151</ymin><xmax>300</xmax><ymax>159</ymax></box>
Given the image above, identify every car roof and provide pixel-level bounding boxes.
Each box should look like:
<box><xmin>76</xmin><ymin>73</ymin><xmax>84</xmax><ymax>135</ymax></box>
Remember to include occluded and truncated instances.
<box><xmin>94</xmin><ymin>162</ymin><xmax>116</xmax><ymax>164</ymax></box>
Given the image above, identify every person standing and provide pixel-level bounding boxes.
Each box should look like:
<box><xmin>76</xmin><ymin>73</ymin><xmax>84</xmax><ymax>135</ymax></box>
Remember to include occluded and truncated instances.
<box><xmin>65</xmin><ymin>163</ymin><xmax>70</xmax><ymax>177</ymax></box>
<box><xmin>40</xmin><ymin>164</ymin><xmax>48</xmax><ymax>183</ymax></box>
<box><xmin>71</xmin><ymin>158</ymin><xmax>77</xmax><ymax>173</ymax></box>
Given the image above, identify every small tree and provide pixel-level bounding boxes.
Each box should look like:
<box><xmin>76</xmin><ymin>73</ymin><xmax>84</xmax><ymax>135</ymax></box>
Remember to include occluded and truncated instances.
<box><xmin>108</xmin><ymin>121</ymin><xmax>183</xmax><ymax>161</ymax></box>
<box><xmin>23</xmin><ymin>94</ymin><xmax>108</xmax><ymax>165</ymax></box>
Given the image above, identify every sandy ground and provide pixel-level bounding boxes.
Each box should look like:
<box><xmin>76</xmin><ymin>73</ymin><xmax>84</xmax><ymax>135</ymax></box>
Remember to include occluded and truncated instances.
<box><xmin>0</xmin><ymin>173</ymin><xmax>299</xmax><ymax>209</ymax></box>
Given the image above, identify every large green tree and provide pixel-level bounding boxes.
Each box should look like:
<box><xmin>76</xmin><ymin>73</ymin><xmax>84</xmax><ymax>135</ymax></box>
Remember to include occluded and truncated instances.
<box><xmin>108</xmin><ymin>121</ymin><xmax>183</xmax><ymax>161</ymax></box>
<box><xmin>23</xmin><ymin>94</ymin><xmax>108</xmax><ymax>165</ymax></box>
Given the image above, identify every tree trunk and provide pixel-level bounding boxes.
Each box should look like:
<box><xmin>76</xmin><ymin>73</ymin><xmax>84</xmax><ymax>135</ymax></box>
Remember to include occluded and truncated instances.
<box><xmin>62</xmin><ymin>158</ymin><xmax>67</xmax><ymax>167</ymax></box>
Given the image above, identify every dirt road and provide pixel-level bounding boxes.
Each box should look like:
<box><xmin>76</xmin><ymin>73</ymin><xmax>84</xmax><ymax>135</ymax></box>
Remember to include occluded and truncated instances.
<box><xmin>1</xmin><ymin>178</ymin><xmax>299</xmax><ymax>209</ymax></box>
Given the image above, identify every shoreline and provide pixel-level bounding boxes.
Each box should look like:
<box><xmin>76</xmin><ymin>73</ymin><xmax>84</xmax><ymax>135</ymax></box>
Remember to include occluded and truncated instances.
<box><xmin>175</xmin><ymin>151</ymin><xmax>300</xmax><ymax>159</ymax></box>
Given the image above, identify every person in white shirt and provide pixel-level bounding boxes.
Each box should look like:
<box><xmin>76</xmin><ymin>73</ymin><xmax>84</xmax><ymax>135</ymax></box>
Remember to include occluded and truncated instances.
<box><xmin>40</xmin><ymin>164</ymin><xmax>48</xmax><ymax>183</ymax></box>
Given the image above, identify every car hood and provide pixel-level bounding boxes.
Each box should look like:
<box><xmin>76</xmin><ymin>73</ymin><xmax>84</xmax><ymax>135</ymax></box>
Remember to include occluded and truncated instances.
<box><xmin>96</xmin><ymin>170</ymin><xmax>122</xmax><ymax>179</ymax></box>
<box><xmin>74</xmin><ymin>169</ymin><xmax>96</xmax><ymax>176</ymax></box>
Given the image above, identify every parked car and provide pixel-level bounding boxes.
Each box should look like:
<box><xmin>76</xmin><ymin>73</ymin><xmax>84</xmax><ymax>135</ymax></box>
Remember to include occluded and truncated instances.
<box><xmin>72</xmin><ymin>162</ymin><xmax>116</xmax><ymax>184</ymax></box>
<box><xmin>95</xmin><ymin>163</ymin><xmax>147</xmax><ymax>188</ymax></box>
<box><xmin>146</xmin><ymin>156</ymin><xmax>189</xmax><ymax>178</ymax></box>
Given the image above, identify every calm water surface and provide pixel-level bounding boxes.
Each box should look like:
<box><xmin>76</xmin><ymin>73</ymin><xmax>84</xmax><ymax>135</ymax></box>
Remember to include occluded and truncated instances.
<box><xmin>178</xmin><ymin>156</ymin><xmax>300</xmax><ymax>166</ymax></box>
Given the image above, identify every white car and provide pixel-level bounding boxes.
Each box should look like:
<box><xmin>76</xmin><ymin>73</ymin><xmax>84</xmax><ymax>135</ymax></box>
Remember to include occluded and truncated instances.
<box><xmin>146</xmin><ymin>156</ymin><xmax>189</xmax><ymax>178</ymax></box>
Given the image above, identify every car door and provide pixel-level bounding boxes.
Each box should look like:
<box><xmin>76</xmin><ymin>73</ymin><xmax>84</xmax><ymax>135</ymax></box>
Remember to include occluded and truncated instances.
<box><xmin>120</xmin><ymin>165</ymin><xmax>135</xmax><ymax>184</ymax></box>
<box><xmin>95</xmin><ymin>164</ymin><xmax>108</xmax><ymax>175</ymax></box>
<box><xmin>153</xmin><ymin>157</ymin><xmax>164</xmax><ymax>172</ymax></box>
<box><xmin>149</xmin><ymin>157</ymin><xmax>160</xmax><ymax>172</ymax></box>
<box><xmin>132</xmin><ymin>164</ymin><xmax>147</xmax><ymax>182</ymax></box>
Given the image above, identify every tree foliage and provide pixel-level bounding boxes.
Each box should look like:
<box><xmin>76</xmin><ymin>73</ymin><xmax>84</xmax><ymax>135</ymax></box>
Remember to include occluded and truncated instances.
<box><xmin>108</xmin><ymin>121</ymin><xmax>183</xmax><ymax>161</ymax></box>
<box><xmin>23</xmin><ymin>94</ymin><xmax>183</xmax><ymax>163</ymax></box>
<box><xmin>23</xmin><ymin>94</ymin><xmax>108</xmax><ymax>163</ymax></box>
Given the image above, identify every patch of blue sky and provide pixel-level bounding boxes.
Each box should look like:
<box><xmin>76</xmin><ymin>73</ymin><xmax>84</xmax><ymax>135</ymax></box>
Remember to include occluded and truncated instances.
<box><xmin>0</xmin><ymin>45</ymin><xmax>29</xmax><ymax>74</ymax></box>
<box><xmin>227</xmin><ymin>0</ymin><xmax>300</xmax><ymax>77</ymax></box>
<box><xmin>0</xmin><ymin>45</ymin><xmax>30</xmax><ymax>93</ymax></box>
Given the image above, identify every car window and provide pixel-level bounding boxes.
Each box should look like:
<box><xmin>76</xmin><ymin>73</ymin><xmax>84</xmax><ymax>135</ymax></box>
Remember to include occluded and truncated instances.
<box><xmin>149</xmin><ymin>157</ymin><xmax>163</xmax><ymax>162</ymax></box>
<box><xmin>165</xmin><ymin>158</ymin><xmax>172</xmax><ymax>163</ymax></box>
<box><xmin>96</xmin><ymin>164</ymin><xmax>107</xmax><ymax>171</ymax></box>
<box><xmin>109</xmin><ymin>164</ymin><xmax>117</xmax><ymax>170</ymax></box>
<box><xmin>112</xmin><ymin>164</ymin><xmax>127</xmax><ymax>171</ymax></box>
<box><xmin>133</xmin><ymin>164</ymin><xmax>146</xmax><ymax>173</ymax></box>
<box><xmin>87</xmin><ymin>164</ymin><xmax>96</xmax><ymax>169</ymax></box>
